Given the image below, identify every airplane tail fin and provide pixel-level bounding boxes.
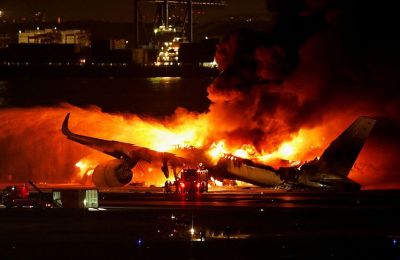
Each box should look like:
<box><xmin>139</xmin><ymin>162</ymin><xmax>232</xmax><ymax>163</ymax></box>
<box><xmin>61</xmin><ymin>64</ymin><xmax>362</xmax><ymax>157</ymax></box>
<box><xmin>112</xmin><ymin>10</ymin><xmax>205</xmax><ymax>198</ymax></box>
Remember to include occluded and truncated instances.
<box><xmin>316</xmin><ymin>116</ymin><xmax>376</xmax><ymax>177</ymax></box>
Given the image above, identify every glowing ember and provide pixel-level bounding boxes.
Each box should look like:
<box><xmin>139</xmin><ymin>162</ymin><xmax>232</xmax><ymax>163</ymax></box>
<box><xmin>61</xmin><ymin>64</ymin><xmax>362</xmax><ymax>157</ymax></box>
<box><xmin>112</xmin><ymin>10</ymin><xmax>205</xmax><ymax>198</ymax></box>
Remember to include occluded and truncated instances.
<box><xmin>278</xmin><ymin>143</ymin><xmax>295</xmax><ymax>159</ymax></box>
<box><xmin>75</xmin><ymin>158</ymin><xmax>97</xmax><ymax>177</ymax></box>
<box><xmin>233</xmin><ymin>149</ymin><xmax>249</xmax><ymax>158</ymax></box>
<box><xmin>208</xmin><ymin>141</ymin><xmax>228</xmax><ymax>162</ymax></box>
<box><xmin>210</xmin><ymin>177</ymin><xmax>223</xmax><ymax>187</ymax></box>
<box><xmin>232</xmin><ymin>144</ymin><xmax>254</xmax><ymax>159</ymax></box>
<box><xmin>236</xmin><ymin>180</ymin><xmax>254</xmax><ymax>187</ymax></box>
<box><xmin>148</xmin><ymin>128</ymin><xmax>196</xmax><ymax>152</ymax></box>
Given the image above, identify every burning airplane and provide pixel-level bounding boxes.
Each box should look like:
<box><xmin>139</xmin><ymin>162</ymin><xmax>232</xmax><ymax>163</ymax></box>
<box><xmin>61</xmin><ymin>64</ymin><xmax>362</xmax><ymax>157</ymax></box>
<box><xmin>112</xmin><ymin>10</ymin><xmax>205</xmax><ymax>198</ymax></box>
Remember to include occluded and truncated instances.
<box><xmin>62</xmin><ymin>113</ymin><xmax>376</xmax><ymax>191</ymax></box>
<box><xmin>1</xmin><ymin>1</ymin><xmax>399</xmax><ymax>190</ymax></box>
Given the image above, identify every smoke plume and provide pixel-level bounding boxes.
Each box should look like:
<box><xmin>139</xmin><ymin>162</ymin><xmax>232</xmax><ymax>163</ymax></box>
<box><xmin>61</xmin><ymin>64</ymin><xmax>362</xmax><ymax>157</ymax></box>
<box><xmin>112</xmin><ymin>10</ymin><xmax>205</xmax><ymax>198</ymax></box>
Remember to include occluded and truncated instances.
<box><xmin>1</xmin><ymin>0</ymin><xmax>399</xmax><ymax>188</ymax></box>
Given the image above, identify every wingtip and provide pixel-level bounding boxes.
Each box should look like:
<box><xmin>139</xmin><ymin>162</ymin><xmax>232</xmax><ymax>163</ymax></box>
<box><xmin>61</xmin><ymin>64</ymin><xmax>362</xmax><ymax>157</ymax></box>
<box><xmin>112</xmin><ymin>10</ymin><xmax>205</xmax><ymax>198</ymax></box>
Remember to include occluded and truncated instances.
<box><xmin>62</xmin><ymin>113</ymin><xmax>72</xmax><ymax>136</ymax></box>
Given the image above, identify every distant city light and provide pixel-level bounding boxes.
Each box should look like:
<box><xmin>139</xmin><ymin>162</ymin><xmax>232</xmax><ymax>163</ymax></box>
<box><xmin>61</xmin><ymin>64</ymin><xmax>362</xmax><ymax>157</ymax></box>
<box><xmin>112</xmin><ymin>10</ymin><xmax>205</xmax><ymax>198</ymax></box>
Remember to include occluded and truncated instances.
<box><xmin>36</xmin><ymin>27</ymin><xmax>40</xmax><ymax>30</ymax></box>
<box><xmin>0</xmin><ymin>10</ymin><xmax>3</xmax><ymax>17</ymax></box>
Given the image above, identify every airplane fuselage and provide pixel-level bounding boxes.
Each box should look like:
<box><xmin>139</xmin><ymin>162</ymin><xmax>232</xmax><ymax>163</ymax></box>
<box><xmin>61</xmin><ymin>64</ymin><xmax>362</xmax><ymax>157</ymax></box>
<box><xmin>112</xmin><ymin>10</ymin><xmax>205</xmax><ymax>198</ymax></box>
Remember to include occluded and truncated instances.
<box><xmin>214</xmin><ymin>156</ymin><xmax>282</xmax><ymax>187</ymax></box>
<box><xmin>62</xmin><ymin>114</ymin><xmax>376</xmax><ymax>191</ymax></box>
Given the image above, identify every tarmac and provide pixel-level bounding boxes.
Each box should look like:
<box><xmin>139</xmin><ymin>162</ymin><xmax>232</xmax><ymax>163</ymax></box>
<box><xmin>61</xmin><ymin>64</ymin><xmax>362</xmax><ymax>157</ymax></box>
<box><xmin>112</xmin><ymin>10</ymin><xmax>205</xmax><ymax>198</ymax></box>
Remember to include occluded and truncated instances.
<box><xmin>1</xmin><ymin>186</ymin><xmax>400</xmax><ymax>259</ymax></box>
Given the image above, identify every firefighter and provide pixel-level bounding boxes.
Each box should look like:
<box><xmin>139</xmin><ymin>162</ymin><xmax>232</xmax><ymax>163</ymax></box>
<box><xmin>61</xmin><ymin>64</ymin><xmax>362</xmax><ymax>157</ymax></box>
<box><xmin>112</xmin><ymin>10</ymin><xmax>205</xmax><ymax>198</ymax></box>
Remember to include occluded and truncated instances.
<box><xmin>164</xmin><ymin>180</ymin><xmax>172</xmax><ymax>194</ymax></box>
<box><xmin>20</xmin><ymin>184</ymin><xmax>29</xmax><ymax>199</ymax></box>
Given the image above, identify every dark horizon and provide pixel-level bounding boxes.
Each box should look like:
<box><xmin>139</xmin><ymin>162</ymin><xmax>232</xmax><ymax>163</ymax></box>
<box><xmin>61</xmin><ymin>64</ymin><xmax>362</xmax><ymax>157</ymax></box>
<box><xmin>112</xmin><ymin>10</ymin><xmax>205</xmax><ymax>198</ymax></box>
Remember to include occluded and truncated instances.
<box><xmin>0</xmin><ymin>0</ymin><xmax>268</xmax><ymax>23</ymax></box>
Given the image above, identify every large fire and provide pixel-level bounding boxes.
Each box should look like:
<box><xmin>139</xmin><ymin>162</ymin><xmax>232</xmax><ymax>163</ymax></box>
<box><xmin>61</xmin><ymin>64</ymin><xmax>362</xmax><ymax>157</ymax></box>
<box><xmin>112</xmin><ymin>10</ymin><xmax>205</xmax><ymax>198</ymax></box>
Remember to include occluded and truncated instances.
<box><xmin>0</xmin><ymin>101</ymin><xmax>396</xmax><ymax>188</ymax></box>
<box><xmin>65</xmin><ymin>108</ymin><xmax>346</xmax><ymax>187</ymax></box>
<box><xmin>1</xmin><ymin>10</ymin><xmax>399</xmax><ymax>189</ymax></box>
<box><xmin>0</xmin><ymin>105</ymin><xmax>341</xmax><ymax>185</ymax></box>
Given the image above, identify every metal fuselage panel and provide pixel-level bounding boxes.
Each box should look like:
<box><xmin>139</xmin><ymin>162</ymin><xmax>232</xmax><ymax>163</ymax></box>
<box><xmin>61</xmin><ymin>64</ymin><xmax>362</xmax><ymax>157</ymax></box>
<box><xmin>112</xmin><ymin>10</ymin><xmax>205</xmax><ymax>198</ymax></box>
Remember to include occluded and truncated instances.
<box><xmin>215</xmin><ymin>158</ymin><xmax>282</xmax><ymax>187</ymax></box>
<box><xmin>299</xmin><ymin>173</ymin><xmax>361</xmax><ymax>191</ymax></box>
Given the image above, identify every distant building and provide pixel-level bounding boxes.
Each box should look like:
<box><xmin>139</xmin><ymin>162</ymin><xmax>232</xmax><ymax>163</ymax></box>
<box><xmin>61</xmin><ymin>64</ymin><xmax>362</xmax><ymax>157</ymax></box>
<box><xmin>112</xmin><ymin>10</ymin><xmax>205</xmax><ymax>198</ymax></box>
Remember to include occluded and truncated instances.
<box><xmin>18</xmin><ymin>29</ymin><xmax>90</xmax><ymax>47</ymax></box>
<box><xmin>110</xmin><ymin>39</ymin><xmax>128</xmax><ymax>50</ymax></box>
<box><xmin>60</xmin><ymin>30</ymin><xmax>90</xmax><ymax>46</ymax></box>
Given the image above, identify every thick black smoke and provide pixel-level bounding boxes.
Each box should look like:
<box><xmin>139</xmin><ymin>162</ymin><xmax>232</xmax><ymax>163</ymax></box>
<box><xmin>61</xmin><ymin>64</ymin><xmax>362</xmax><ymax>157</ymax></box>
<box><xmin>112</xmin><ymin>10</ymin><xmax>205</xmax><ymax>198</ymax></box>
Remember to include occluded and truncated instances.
<box><xmin>208</xmin><ymin>0</ymin><xmax>400</xmax><ymax>186</ymax></box>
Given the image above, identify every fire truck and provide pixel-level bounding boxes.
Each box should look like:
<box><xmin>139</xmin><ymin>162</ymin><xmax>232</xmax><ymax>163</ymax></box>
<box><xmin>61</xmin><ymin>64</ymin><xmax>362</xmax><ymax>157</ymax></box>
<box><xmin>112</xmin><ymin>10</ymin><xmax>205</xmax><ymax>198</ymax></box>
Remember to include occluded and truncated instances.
<box><xmin>165</xmin><ymin>167</ymin><xmax>209</xmax><ymax>195</ymax></box>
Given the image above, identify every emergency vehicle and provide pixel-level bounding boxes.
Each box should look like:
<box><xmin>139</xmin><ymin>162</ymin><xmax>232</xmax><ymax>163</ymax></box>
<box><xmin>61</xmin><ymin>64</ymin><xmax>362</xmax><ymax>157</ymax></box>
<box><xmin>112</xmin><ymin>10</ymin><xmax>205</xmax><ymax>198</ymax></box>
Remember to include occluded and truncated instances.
<box><xmin>164</xmin><ymin>167</ymin><xmax>209</xmax><ymax>195</ymax></box>
<box><xmin>1</xmin><ymin>181</ymin><xmax>53</xmax><ymax>209</ymax></box>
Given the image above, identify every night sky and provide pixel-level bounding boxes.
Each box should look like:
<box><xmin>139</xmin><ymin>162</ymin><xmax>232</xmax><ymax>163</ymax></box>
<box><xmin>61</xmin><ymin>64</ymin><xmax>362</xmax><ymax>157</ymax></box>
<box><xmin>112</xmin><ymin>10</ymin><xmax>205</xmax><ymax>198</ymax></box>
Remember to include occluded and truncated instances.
<box><xmin>0</xmin><ymin>0</ymin><xmax>268</xmax><ymax>23</ymax></box>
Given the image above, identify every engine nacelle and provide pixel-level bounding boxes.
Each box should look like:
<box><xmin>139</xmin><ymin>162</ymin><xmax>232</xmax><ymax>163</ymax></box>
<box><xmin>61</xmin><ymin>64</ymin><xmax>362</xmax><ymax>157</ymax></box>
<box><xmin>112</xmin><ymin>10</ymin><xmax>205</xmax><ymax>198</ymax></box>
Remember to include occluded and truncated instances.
<box><xmin>92</xmin><ymin>159</ymin><xmax>133</xmax><ymax>188</ymax></box>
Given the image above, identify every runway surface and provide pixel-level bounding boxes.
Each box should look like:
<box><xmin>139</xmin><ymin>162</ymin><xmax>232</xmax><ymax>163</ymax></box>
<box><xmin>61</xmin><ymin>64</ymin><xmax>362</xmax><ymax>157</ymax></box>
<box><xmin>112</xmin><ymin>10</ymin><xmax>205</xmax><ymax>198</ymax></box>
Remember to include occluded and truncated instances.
<box><xmin>1</xmin><ymin>187</ymin><xmax>400</xmax><ymax>259</ymax></box>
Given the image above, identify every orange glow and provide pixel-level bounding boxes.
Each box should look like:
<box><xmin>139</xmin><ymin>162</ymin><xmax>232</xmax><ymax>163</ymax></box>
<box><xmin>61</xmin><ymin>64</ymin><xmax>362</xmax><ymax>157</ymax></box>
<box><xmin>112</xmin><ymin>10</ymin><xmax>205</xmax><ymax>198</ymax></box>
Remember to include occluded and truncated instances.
<box><xmin>236</xmin><ymin>180</ymin><xmax>255</xmax><ymax>187</ymax></box>
<box><xmin>232</xmin><ymin>144</ymin><xmax>256</xmax><ymax>159</ymax></box>
<box><xmin>75</xmin><ymin>158</ymin><xmax>97</xmax><ymax>177</ymax></box>
<box><xmin>278</xmin><ymin>143</ymin><xmax>295</xmax><ymax>159</ymax></box>
<box><xmin>0</xmin><ymin>103</ymin><xmax>394</xmax><ymax>188</ymax></box>
<box><xmin>28</xmin><ymin>105</ymin><xmax>339</xmax><ymax>186</ymax></box>
<box><xmin>208</xmin><ymin>141</ymin><xmax>228</xmax><ymax>162</ymax></box>
<box><xmin>233</xmin><ymin>149</ymin><xmax>249</xmax><ymax>158</ymax></box>
<box><xmin>210</xmin><ymin>177</ymin><xmax>223</xmax><ymax>187</ymax></box>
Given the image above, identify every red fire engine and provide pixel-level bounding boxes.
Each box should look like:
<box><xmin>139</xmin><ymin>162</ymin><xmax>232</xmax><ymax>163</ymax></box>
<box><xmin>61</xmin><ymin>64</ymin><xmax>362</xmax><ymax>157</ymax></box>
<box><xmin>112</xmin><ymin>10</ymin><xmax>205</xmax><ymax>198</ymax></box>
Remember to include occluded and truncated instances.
<box><xmin>164</xmin><ymin>167</ymin><xmax>209</xmax><ymax>195</ymax></box>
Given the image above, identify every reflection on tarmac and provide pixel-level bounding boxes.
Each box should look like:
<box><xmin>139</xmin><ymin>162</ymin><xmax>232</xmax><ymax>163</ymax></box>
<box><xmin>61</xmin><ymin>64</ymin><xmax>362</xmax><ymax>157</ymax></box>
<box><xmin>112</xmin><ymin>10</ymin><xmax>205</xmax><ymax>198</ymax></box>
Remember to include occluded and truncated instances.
<box><xmin>99</xmin><ymin>186</ymin><xmax>400</xmax><ymax>210</ymax></box>
<box><xmin>1</xmin><ymin>185</ymin><xmax>400</xmax><ymax>259</ymax></box>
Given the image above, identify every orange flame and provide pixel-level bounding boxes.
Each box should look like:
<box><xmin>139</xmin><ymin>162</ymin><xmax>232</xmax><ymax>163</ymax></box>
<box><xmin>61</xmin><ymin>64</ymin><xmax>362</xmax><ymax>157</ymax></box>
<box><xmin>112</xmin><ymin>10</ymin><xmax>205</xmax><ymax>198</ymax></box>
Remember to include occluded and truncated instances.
<box><xmin>0</xmin><ymin>103</ymin><xmax>396</xmax><ymax>188</ymax></box>
<box><xmin>67</xmin><ymin>109</ymin><xmax>344</xmax><ymax>186</ymax></box>
<box><xmin>75</xmin><ymin>158</ymin><xmax>96</xmax><ymax>178</ymax></box>
<box><xmin>208</xmin><ymin>141</ymin><xmax>228</xmax><ymax>162</ymax></box>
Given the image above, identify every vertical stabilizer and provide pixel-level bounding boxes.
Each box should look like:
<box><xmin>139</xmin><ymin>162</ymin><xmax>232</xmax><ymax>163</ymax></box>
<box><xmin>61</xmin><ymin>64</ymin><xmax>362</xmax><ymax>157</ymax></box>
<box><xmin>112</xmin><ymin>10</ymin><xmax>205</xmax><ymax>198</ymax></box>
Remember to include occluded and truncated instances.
<box><xmin>316</xmin><ymin>116</ymin><xmax>376</xmax><ymax>177</ymax></box>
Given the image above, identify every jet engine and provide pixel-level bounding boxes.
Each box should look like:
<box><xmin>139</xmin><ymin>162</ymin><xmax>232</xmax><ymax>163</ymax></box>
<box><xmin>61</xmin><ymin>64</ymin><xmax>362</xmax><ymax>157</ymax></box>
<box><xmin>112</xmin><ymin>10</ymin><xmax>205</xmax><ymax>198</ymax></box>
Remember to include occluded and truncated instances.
<box><xmin>92</xmin><ymin>159</ymin><xmax>133</xmax><ymax>188</ymax></box>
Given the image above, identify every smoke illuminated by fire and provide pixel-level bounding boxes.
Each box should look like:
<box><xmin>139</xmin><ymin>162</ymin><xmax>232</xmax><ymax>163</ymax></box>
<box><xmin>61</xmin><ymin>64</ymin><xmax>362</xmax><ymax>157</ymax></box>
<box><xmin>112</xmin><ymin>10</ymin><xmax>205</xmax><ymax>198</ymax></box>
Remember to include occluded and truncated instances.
<box><xmin>0</xmin><ymin>103</ymin><xmax>363</xmax><ymax>187</ymax></box>
<box><xmin>0</xmin><ymin>1</ymin><xmax>399</xmax><ymax>189</ymax></box>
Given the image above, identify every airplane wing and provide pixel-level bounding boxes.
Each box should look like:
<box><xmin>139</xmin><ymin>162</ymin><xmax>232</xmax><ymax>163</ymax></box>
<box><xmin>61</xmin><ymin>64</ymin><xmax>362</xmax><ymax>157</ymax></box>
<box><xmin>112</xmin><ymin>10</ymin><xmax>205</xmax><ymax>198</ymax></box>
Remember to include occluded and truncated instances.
<box><xmin>62</xmin><ymin>113</ymin><xmax>188</xmax><ymax>176</ymax></box>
